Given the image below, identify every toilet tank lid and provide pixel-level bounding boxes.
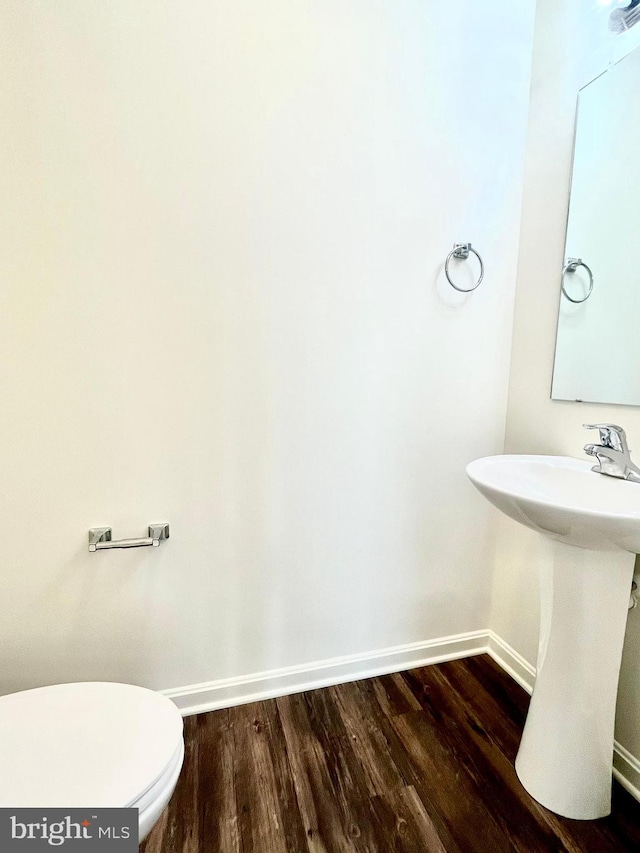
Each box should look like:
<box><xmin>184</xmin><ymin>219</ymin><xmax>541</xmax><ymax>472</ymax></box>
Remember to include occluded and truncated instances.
<box><xmin>0</xmin><ymin>682</ymin><xmax>184</xmax><ymax>809</ymax></box>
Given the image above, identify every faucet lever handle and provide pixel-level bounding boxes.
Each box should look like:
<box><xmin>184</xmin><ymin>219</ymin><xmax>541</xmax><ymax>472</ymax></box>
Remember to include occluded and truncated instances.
<box><xmin>583</xmin><ymin>423</ymin><xmax>627</xmax><ymax>451</ymax></box>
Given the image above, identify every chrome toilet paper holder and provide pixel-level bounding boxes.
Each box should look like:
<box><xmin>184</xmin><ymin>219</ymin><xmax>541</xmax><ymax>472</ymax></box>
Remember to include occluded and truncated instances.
<box><xmin>89</xmin><ymin>523</ymin><xmax>170</xmax><ymax>552</ymax></box>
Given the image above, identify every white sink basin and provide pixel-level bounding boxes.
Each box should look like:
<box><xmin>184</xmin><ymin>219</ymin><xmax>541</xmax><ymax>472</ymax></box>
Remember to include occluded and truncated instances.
<box><xmin>467</xmin><ymin>454</ymin><xmax>640</xmax><ymax>552</ymax></box>
<box><xmin>467</xmin><ymin>453</ymin><xmax>639</xmax><ymax>820</ymax></box>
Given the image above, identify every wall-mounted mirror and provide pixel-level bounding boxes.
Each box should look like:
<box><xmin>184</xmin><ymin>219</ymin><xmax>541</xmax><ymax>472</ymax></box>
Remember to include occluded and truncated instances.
<box><xmin>551</xmin><ymin>46</ymin><xmax>640</xmax><ymax>406</ymax></box>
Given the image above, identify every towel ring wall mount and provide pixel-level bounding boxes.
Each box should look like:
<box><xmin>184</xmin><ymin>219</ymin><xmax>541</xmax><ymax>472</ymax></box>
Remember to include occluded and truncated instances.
<box><xmin>561</xmin><ymin>258</ymin><xmax>594</xmax><ymax>303</ymax></box>
<box><xmin>445</xmin><ymin>243</ymin><xmax>484</xmax><ymax>292</ymax></box>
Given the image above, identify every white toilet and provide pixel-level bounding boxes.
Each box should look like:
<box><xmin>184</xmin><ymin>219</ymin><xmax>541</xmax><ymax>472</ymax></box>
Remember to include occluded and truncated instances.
<box><xmin>0</xmin><ymin>682</ymin><xmax>184</xmax><ymax>842</ymax></box>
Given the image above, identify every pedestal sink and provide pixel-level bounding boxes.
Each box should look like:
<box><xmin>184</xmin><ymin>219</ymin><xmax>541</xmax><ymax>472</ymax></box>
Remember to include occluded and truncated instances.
<box><xmin>467</xmin><ymin>455</ymin><xmax>639</xmax><ymax>820</ymax></box>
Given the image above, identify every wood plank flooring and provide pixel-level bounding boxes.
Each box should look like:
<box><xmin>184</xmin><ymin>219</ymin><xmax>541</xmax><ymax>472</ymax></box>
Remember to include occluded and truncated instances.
<box><xmin>141</xmin><ymin>655</ymin><xmax>640</xmax><ymax>852</ymax></box>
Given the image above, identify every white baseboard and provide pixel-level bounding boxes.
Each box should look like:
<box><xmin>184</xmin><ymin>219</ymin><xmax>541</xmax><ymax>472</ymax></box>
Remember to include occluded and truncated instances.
<box><xmin>613</xmin><ymin>740</ymin><xmax>640</xmax><ymax>802</ymax></box>
<box><xmin>163</xmin><ymin>627</ymin><xmax>640</xmax><ymax>806</ymax></box>
<box><xmin>486</xmin><ymin>630</ymin><xmax>535</xmax><ymax>694</ymax></box>
<box><xmin>163</xmin><ymin>629</ymin><xmax>488</xmax><ymax>716</ymax></box>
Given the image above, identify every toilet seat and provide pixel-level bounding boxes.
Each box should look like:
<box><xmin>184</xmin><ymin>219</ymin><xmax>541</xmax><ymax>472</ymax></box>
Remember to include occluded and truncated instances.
<box><xmin>129</xmin><ymin>740</ymin><xmax>184</xmax><ymax>812</ymax></box>
<box><xmin>0</xmin><ymin>682</ymin><xmax>184</xmax><ymax>810</ymax></box>
<box><xmin>136</xmin><ymin>739</ymin><xmax>185</xmax><ymax>841</ymax></box>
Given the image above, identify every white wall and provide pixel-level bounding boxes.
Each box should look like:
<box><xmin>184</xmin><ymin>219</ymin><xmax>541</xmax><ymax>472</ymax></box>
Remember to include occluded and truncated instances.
<box><xmin>0</xmin><ymin>1</ymin><xmax>535</xmax><ymax>696</ymax></box>
<box><xmin>495</xmin><ymin>0</ymin><xmax>640</xmax><ymax>760</ymax></box>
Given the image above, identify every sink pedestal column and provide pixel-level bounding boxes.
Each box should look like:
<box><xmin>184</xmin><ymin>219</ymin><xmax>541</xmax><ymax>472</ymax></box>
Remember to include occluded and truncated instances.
<box><xmin>515</xmin><ymin>540</ymin><xmax>635</xmax><ymax>819</ymax></box>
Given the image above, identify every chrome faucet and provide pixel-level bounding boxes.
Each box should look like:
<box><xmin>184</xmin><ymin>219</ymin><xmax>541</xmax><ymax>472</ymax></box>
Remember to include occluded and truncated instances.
<box><xmin>583</xmin><ymin>423</ymin><xmax>640</xmax><ymax>482</ymax></box>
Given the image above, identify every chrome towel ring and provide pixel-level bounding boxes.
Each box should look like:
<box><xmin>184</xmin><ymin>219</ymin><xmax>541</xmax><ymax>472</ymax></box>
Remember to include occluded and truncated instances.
<box><xmin>445</xmin><ymin>243</ymin><xmax>484</xmax><ymax>292</ymax></box>
<box><xmin>561</xmin><ymin>258</ymin><xmax>594</xmax><ymax>303</ymax></box>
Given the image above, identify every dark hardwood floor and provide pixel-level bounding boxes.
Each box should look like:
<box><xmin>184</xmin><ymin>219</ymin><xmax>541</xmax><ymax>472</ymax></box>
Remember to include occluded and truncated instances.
<box><xmin>141</xmin><ymin>655</ymin><xmax>640</xmax><ymax>852</ymax></box>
